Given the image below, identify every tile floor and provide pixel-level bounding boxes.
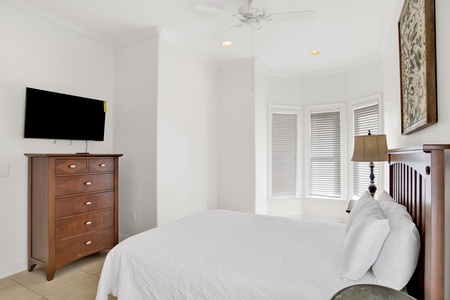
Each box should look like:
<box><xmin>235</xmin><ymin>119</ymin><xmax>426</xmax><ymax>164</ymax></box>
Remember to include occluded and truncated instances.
<box><xmin>0</xmin><ymin>251</ymin><xmax>117</xmax><ymax>300</ymax></box>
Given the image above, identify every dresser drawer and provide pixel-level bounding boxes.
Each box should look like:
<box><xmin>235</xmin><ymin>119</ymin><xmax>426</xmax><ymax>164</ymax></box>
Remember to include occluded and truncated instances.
<box><xmin>55</xmin><ymin>209</ymin><xmax>114</xmax><ymax>240</ymax></box>
<box><xmin>55</xmin><ymin>174</ymin><xmax>114</xmax><ymax>196</ymax></box>
<box><xmin>55</xmin><ymin>192</ymin><xmax>114</xmax><ymax>219</ymax></box>
<box><xmin>55</xmin><ymin>159</ymin><xmax>87</xmax><ymax>175</ymax></box>
<box><xmin>55</xmin><ymin>227</ymin><xmax>115</xmax><ymax>262</ymax></box>
<box><xmin>88</xmin><ymin>158</ymin><xmax>114</xmax><ymax>173</ymax></box>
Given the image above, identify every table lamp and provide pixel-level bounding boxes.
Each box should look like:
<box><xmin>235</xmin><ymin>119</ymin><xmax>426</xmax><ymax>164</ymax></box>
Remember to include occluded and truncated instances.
<box><xmin>351</xmin><ymin>130</ymin><xmax>388</xmax><ymax>196</ymax></box>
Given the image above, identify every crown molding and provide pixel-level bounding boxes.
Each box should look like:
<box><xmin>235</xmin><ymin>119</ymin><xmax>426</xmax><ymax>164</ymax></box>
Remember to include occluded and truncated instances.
<box><xmin>219</xmin><ymin>57</ymin><xmax>254</xmax><ymax>69</ymax></box>
<box><xmin>113</xmin><ymin>27</ymin><xmax>218</xmax><ymax>68</ymax></box>
<box><xmin>2</xmin><ymin>0</ymin><xmax>114</xmax><ymax>47</ymax></box>
<box><xmin>114</xmin><ymin>27</ymin><xmax>161</xmax><ymax>49</ymax></box>
<box><xmin>159</xmin><ymin>29</ymin><xmax>218</xmax><ymax>68</ymax></box>
<box><xmin>220</xmin><ymin>53</ymin><xmax>383</xmax><ymax>79</ymax></box>
<box><xmin>256</xmin><ymin>52</ymin><xmax>383</xmax><ymax>79</ymax></box>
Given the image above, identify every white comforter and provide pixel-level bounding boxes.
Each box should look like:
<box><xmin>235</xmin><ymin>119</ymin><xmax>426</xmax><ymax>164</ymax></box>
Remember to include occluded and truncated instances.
<box><xmin>96</xmin><ymin>210</ymin><xmax>377</xmax><ymax>300</ymax></box>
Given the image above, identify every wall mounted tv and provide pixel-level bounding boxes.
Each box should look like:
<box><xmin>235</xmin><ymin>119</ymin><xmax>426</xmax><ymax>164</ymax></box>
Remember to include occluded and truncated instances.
<box><xmin>24</xmin><ymin>87</ymin><xmax>106</xmax><ymax>141</ymax></box>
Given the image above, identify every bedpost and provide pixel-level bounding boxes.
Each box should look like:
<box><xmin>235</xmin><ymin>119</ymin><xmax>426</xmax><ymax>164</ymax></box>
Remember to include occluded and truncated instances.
<box><xmin>424</xmin><ymin>146</ymin><xmax>445</xmax><ymax>300</ymax></box>
<box><xmin>387</xmin><ymin>144</ymin><xmax>449</xmax><ymax>300</ymax></box>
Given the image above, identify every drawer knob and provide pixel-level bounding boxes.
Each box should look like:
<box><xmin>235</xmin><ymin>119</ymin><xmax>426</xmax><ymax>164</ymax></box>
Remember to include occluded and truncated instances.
<box><xmin>85</xmin><ymin>221</ymin><xmax>92</xmax><ymax>225</ymax></box>
<box><xmin>99</xmin><ymin>163</ymin><xmax>107</xmax><ymax>167</ymax></box>
<box><xmin>85</xmin><ymin>241</ymin><xmax>92</xmax><ymax>245</ymax></box>
<box><xmin>85</xmin><ymin>201</ymin><xmax>92</xmax><ymax>206</ymax></box>
<box><xmin>69</xmin><ymin>164</ymin><xmax>77</xmax><ymax>169</ymax></box>
<box><xmin>84</xmin><ymin>182</ymin><xmax>92</xmax><ymax>186</ymax></box>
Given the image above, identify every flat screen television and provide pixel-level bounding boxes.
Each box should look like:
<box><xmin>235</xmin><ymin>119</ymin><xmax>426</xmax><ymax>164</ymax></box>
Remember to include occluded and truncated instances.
<box><xmin>24</xmin><ymin>87</ymin><xmax>106</xmax><ymax>141</ymax></box>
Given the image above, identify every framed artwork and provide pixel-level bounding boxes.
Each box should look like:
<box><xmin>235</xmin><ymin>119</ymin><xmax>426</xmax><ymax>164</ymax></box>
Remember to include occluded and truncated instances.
<box><xmin>398</xmin><ymin>0</ymin><xmax>437</xmax><ymax>135</ymax></box>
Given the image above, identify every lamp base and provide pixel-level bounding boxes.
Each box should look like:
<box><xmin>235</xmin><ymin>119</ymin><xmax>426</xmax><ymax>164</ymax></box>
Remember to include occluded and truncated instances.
<box><xmin>368</xmin><ymin>183</ymin><xmax>377</xmax><ymax>197</ymax></box>
<box><xmin>368</xmin><ymin>161</ymin><xmax>376</xmax><ymax>197</ymax></box>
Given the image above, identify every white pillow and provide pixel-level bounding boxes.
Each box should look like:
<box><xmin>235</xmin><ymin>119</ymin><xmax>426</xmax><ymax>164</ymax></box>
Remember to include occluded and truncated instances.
<box><xmin>372</xmin><ymin>192</ymin><xmax>420</xmax><ymax>290</ymax></box>
<box><xmin>346</xmin><ymin>191</ymin><xmax>375</xmax><ymax>233</ymax></box>
<box><xmin>377</xmin><ymin>190</ymin><xmax>394</xmax><ymax>202</ymax></box>
<box><xmin>341</xmin><ymin>199</ymin><xmax>390</xmax><ymax>281</ymax></box>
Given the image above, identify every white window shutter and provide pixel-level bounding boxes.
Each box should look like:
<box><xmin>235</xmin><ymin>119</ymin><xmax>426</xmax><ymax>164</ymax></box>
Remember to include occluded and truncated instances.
<box><xmin>309</xmin><ymin>111</ymin><xmax>341</xmax><ymax>198</ymax></box>
<box><xmin>271</xmin><ymin>112</ymin><xmax>298</xmax><ymax>197</ymax></box>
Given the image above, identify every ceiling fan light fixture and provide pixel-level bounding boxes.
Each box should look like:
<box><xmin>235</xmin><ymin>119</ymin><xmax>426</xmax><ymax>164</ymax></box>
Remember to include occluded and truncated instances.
<box><xmin>197</xmin><ymin>0</ymin><xmax>315</xmax><ymax>41</ymax></box>
<box><xmin>222</xmin><ymin>41</ymin><xmax>233</xmax><ymax>46</ymax></box>
<box><xmin>310</xmin><ymin>50</ymin><xmax>320</xmax><ymax>55</ymax></box>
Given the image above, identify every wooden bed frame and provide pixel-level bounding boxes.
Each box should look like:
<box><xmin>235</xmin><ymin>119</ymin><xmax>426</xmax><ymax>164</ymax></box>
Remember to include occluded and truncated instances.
<box><xmin>388</xmin><ymin>144</ymin><xmax>449</xmax><ymax>300</ymax></box>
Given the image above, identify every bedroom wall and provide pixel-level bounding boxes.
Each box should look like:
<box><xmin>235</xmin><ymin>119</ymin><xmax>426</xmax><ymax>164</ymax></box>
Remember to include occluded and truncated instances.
<box><xmin>382</xmin><ymin>0</ymin><xmax>450</xmax><ymax>298</ymax></box>
<box><xmin>218</xmin><ymin>59</ymin><xmax>256</xmax><ymax>213</ymax></box>
<box><xmin>0</xmin><ymin>1</ymin><xmax>114</xmax><ymax>277</ymax></box>
<box><xmin>113</xmin><ymin>29</ymin><xmax>159</xmax><ymax>237</ymax></box>
<box><xmin>156</xmin><ymin>32</ymin><xmax>219</xmax><ymax>226</ymax></box>
<box><xmin>113</xmin><ymin>28</ymin><xmax>220</xmax><ymax>232</ymax></box>
<box><xmin>254</xmin><ymin>62</ymin><xmax>269</xmax><ymax>215</ymax></box>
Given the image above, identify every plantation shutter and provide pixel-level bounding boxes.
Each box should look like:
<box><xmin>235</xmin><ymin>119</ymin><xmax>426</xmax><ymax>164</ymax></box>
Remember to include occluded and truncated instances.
<box><xmin>309</xmin><ymin>111</ymin><xmax>341</xmax><ymax>198</ymax></box>
<box><xmin>353</xmin><ymin>104</ymin><xmax>379</xmax><ymax>198</ymax></box>
<box><xmin>271</xmin><ymin>112</ymin><xmax>298</xmax><ymax>197</ymax></box>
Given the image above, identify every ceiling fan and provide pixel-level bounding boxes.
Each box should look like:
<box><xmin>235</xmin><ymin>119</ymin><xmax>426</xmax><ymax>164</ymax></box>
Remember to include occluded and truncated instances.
<box><xmin>194</xmin><ymin>0</ymin><xmax>315</xmax><ymax>41</ymax></box>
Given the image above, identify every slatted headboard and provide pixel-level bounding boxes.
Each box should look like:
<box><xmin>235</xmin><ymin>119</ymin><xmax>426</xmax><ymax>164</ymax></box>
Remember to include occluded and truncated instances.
<box><xmin>387</xmin><ymin>144</ymin><xmax>449</xmax><ymax>300</ymax></box>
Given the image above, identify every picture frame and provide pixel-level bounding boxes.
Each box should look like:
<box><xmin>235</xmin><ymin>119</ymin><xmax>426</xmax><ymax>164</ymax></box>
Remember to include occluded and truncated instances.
<box><xmin>398</xmin><ymin>0</ymin><xmax>437</xmax><ymax>135</ymax></box>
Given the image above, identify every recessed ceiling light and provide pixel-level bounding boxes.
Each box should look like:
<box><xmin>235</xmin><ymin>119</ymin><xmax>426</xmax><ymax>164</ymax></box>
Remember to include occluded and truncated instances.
<box><xmin>310</xmin><ymin>50</ymin><xmax>320</xmax><ymax>55</ymax></box>
<box><xmin>222</xmin><ymin>41</ymin><xmax>233</xmax><ymax>47</ymax></box>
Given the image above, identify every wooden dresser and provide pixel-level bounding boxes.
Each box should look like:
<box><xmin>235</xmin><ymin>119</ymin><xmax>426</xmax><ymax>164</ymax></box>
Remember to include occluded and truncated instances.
<box><xmin>25</xmin><ymin>153</ymin><xmax>122</xmax><ymax>280</ymax></box>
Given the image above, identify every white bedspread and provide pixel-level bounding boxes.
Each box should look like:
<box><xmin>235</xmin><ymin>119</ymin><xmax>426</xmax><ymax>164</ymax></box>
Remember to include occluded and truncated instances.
<box><xmin>96</xmin><ymin>210</ymin><xmax>377</xmax><ymax>300</ymax></box>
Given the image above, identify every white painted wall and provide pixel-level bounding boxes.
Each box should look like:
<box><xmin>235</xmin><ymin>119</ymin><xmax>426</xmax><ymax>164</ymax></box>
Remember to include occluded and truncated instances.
<box><xmin>113</xmin><ymin>29</ymin><xmax>159</xmax><ymax>236</ymax></box>
<box><xmin>300</xmin><ymin>73</ymin><xmax>350</xmax><ymax>105</ymax></box>
<box><xmin>156</xmin><ymin>32</ymin><xmax>219</xmax><ymax>226</ymax></box>
<box><xmin>254</xmin><ymin>62</ymin><xmax>268</xmax><ymax>215</ymax></box>
<box><xmin>113</xmin><ymin>29</ymin><xmax>220</xmax><ymax>232</ymax></box>
<box><xmin>382</xmin><ymin>0</ymin><xmax>450</xmax><ymax>298</ymax></box>
<box><xmin>218</xmin><ymin>59</ymin><xmax>256</xmax><ymax>213</ymax></box>
<box><xmin>0</xmin><ymin>1</ymin><xmax>114</xmax><ymax>278</ymax></box>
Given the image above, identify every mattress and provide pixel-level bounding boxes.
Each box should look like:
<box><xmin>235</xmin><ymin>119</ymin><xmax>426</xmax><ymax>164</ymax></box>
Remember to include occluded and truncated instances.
<box><xmin>96</xmin><ymin>210</ymin><xmax>378</xmax><ymax>299</ymax></box>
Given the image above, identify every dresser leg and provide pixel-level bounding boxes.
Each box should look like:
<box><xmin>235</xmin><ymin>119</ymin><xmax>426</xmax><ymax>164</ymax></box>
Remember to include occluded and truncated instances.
<box><xmin>28</xmin><ymin>263</ymin><xmax>36</xmax><ymax>272</ymax></box>
<box><xmin>46</xmin><ymin>268</ymin><xmax>55</xmax><ymax>281</ymax></box>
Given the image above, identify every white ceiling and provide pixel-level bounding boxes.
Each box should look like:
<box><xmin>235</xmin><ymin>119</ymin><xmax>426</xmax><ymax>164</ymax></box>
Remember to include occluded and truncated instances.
<box><xmin>18</xmin><ymin>0</ymin><xmax>399</xmax><ymax>74</ymax></box>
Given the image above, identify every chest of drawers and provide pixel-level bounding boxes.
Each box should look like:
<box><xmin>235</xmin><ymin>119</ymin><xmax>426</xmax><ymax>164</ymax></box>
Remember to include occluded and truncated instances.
<box><xmin>25</xmin><ymin>153</ymin><xmax>122</xmax><ymax>280</ymax></box>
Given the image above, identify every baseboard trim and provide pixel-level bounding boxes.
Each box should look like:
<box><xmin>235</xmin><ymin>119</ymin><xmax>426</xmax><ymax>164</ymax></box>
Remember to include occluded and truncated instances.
<box><xmin>0</xmin><ymin>258</ymin><xmax>27</xmax><ymax>279</ymax></box>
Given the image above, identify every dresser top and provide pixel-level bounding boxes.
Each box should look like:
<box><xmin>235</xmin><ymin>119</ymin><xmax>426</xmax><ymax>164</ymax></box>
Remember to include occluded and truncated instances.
<box><xmin>24</xmin><ymin>153</ymin><xmax>123</xmax><ymax>158</ymax></box>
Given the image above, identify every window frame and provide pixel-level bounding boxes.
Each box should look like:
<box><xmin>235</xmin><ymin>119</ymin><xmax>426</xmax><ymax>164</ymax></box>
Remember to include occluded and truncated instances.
<box><xmin>304</xmin><ymin>103</ymin><xmax>347</xmax><ymax>199</ymax></box>
<box><xmin>268</xmin><ymin>105</ymin><xmax>302</xmax><ymax>200</ymax></box>
<box><xmin>267</xmin><ymin>97</ymin><xmax>384</xmax><ymax>202</ymax></box>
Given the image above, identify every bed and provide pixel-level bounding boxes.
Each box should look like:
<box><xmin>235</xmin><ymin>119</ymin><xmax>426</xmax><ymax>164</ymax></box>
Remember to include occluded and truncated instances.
<box><xmin>96</xmin><ymin>144</ymin><xmax>448</xmax><ymax>300</ymax></box>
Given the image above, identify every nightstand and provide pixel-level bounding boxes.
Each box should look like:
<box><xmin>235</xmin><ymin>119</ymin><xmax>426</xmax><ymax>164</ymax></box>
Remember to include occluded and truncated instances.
<box><xmin>331</xmin><ymin>284</ymin><xmax>416</xmax><ymax>299</ymax></box>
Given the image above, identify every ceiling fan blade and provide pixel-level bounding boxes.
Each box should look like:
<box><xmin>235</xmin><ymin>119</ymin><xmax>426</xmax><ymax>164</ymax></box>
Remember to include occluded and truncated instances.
<box><xmin>210</xmin><ymin>23</ymin><xmax>244</xmax><ymax>40</ymax></box>
<box><xmin>193</xmin><ymin>4</ymin><xmax>234</xmax><ymax>17</ymax></box>
<box><xmin>249</xmin><ymin>0</ymin><xmax>268</xmax><ymax>11</ymax></box>
<box><xmin>270</xmin><ymin>10</ymin><xmax>315</xmax><ymax>22</ymax></box>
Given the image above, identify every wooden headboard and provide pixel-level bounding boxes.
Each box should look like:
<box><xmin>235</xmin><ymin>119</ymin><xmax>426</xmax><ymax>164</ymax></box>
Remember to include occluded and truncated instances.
<box><xmin>387</xmin><ymin>144</ymin><xmax>449</xmax><ymax>300</ymax></box>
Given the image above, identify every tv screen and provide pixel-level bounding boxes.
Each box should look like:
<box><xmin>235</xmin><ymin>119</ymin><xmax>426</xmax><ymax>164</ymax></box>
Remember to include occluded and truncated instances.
<box><xmin>24</xmin><ymin>87</ymin><xmax>106</xmax><ymax>141</ymax></box>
